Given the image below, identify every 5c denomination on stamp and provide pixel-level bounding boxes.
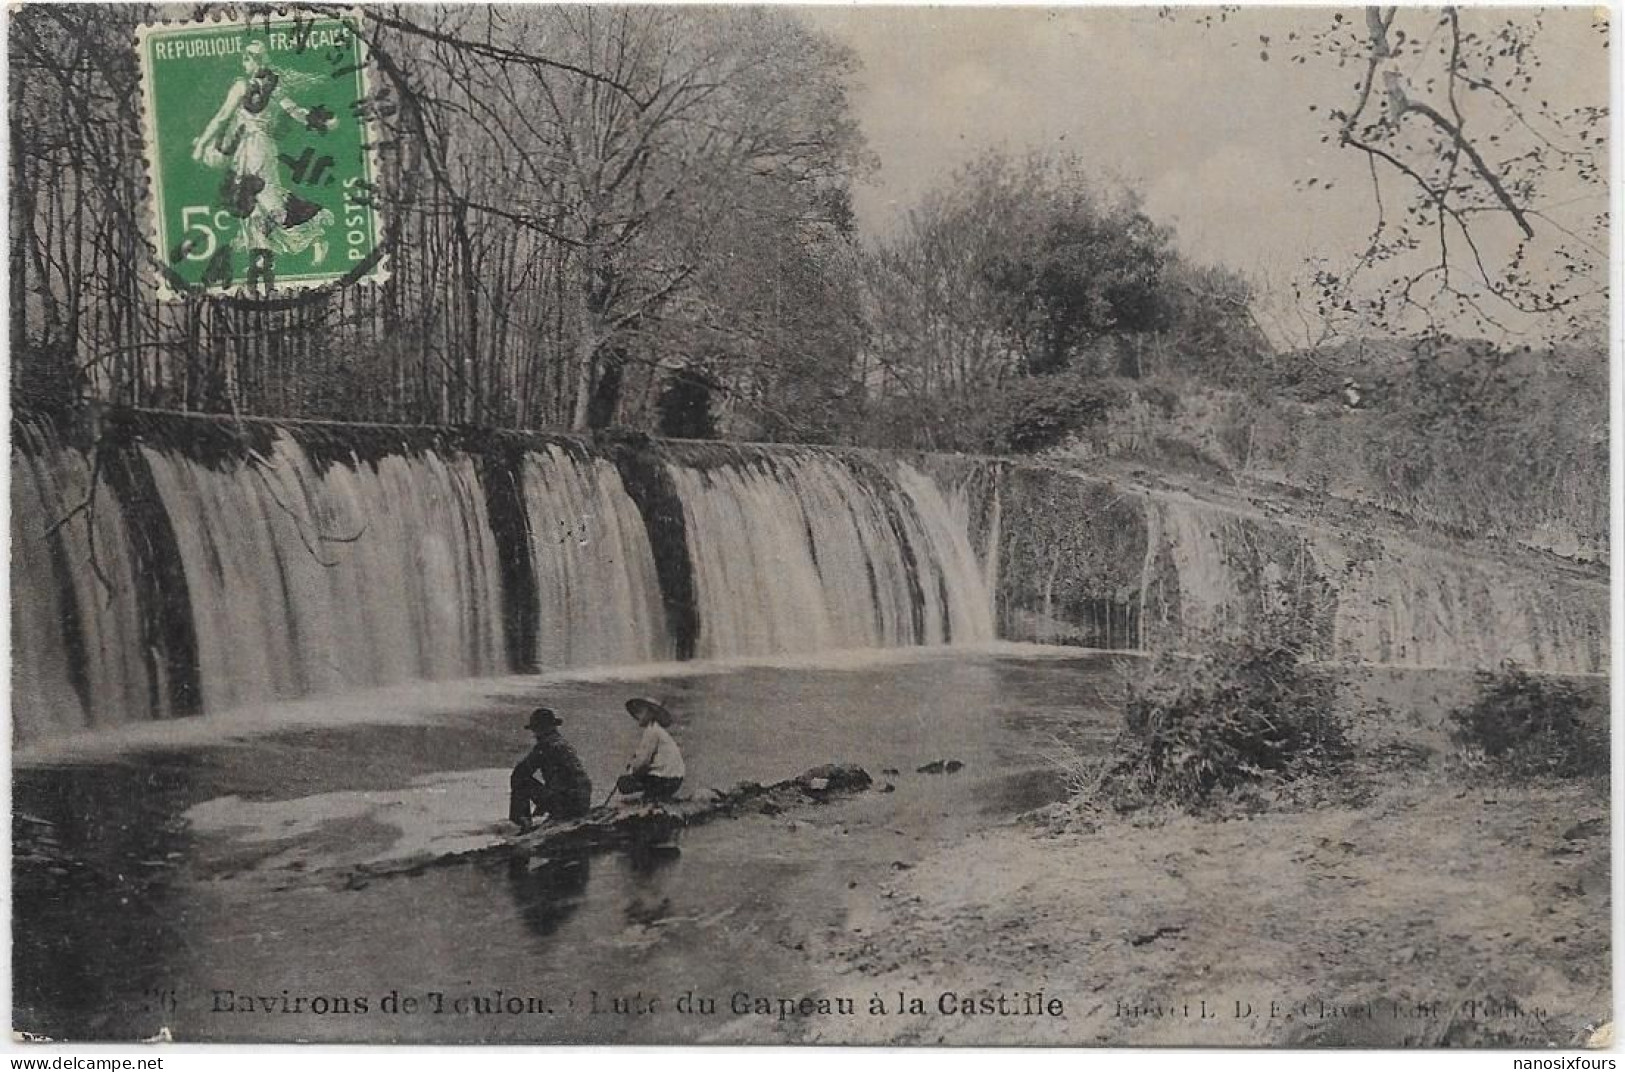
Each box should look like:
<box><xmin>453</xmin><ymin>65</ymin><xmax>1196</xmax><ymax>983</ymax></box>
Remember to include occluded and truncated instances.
<box><xmin>137</xmin><ymin>12</ymin><xmax>383</xmax><ymax>299</ymax></box>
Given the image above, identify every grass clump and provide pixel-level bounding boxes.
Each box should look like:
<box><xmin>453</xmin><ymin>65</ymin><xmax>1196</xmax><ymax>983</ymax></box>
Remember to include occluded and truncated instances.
<box><xmin>1448</xmin><ymin>664</ymin><xmax>1606</xmax><ymax>779</ymax></box>
<box><xmin>1077</xmin><ymin>644</ymin><xmax>1352</xmax><ymax>814</ymax></box>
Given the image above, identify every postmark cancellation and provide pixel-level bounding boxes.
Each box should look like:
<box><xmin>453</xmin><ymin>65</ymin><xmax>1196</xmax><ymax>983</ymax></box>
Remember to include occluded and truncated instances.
<box><xmin>136</xmin><ymin>11</ymin><xmax>383</xmax><ymax>300</ymax></box>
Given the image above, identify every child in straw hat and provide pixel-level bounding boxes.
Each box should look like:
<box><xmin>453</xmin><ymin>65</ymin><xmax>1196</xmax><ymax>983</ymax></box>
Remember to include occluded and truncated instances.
<box><xmin>616</xmin><ymin>697</ymin><xmax>686</xmax><ymax>802</ymax></box>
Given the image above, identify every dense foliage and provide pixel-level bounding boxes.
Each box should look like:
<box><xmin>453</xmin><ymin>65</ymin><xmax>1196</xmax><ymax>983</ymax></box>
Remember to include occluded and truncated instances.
<box><xmin>858</xmin><ymin>150</ymin><xmax>1270</xmax><ymax>453</ymax></box>
<box><xmin>1086</xmin><ymin>645</ymin><xmax>1351</xmax><ymax>811</ymax></box>
<box><xmin>1449</xmin><ymin>665</ymin><xmax>1606</xmax><ymax>780</ymax></box>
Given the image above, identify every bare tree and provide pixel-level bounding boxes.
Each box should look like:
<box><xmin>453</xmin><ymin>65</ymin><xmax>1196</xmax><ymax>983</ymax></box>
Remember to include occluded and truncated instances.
<box><xmin>9</xmin><ymin>4</ymin><xmax>869</xmax><ymax>435</ymax></box>
<box><xmin>370</xmin><ymin>6</ymin><xmax>868</xmax><ymax>430</ymax></box>
<box><xmin>1265</xmin><ymin>6</ymin><xmax>1607</xmax><ymax>342</ymax></box>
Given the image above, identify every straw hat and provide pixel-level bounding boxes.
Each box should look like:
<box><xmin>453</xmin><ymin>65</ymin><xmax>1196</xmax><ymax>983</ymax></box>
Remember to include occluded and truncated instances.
<box><xmin>624</xmin><ymin>697</ymin><xmax>673</xmax><ymax>727</ymax></box>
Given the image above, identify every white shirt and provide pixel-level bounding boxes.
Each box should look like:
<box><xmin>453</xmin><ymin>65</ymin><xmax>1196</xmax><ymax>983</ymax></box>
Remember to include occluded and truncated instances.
<box><xmin>631</xmin><ymin>723</ymin><xmax>685</xmax><ymax>779</ymax></box>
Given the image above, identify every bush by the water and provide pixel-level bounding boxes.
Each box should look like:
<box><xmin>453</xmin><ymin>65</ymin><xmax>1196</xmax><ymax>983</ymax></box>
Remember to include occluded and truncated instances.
<box><xmin>1082</xmin><ymin>645</ymin><xmax>1351</xmax><ymax>812</ymax></box>
<box><xmin>1448</xmin><ymin>665</ymin><xmax>1606</xmax><ymax>779</ymax></box>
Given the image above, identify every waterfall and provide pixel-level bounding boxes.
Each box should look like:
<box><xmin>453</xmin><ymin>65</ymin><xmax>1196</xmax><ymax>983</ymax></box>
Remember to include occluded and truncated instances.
<box><xmin>11</xmin><ymin>421</ymin><xmax>150</xmax><ymax>738</ymax></box>
<box><xmin>665</xmin><ymin>452</ymin><xmax>995</xmax><ymax>659</ymax></box>
<box><xmin>10</xmin><ymin>418</ymin><xmax>999</xmax><ymax>744</ymax></box>
<box><xmin>1140</xmin><ymin>494</ymin><xmax>1608</xmax><ymax>673</ymax></box>
<box><xmin>521</xmin><ymin>446</ymin><xmax>670</xmax><ymax>668</ymax></box>
<box><xmin>141</xmin><ymin>433</ymin><xmax>507</xmax><ymax>713</ymax></box>
<box><xmin>16</xmin><ymin>410</ymin><xmax>1598</xmax><ymax>747</ymax></box>
<box><xmin>1153</xmin><ymin>497</ymin><xmax>1242</xmax><ymax>649</ymax></box>
<box><xmin>1306</xmin><ymin>532</ymin><xmax>1608</xmax><ymax>672</ymax></box>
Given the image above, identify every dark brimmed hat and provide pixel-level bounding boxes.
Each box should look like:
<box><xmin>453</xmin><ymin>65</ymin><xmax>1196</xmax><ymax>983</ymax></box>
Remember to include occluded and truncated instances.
<box><xmin>624</xmin><ymin>697</ymin><xmax>673</xmax><ymax>727</ymax></box>
<box><xmin>526</xmin><ymin>707</ymin><xmax>563</xmax><ymax>731</ymax></box>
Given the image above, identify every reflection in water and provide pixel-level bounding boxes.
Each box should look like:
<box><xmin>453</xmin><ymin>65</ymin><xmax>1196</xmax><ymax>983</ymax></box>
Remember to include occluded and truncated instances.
<box><xmin>12</xmin><ymin>756</ymin><xmax>206</xmax><ymax>1040</ymax></box>
<box><xmin>11</xmin><ymin>652</ymin><xmax>1121</xmax><ymax>1041</ymax></box>
<box><xmin>504</xmin><ymin>851</ymin><xmax>591</xmax><ymax>938</ymax></box>
<box><xmin>621</xmin><ymin>842</ymin><xmax>682</xmax><ymax>928</ymax></box>
<box><xmin>625</xmin><ymin>843</ymin><xmax>682</xmax><ymax>880</ymax></box>
<box><xmin>501</xmin><ymin>840</ymin><xmax>681</xmax><ymax>944</ymax></box>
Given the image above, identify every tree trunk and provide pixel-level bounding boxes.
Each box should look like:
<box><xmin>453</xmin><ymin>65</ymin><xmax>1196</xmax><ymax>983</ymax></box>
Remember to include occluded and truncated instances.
<box><xmin>586</xmin><ymin>348</ymin><xmax>626</xmax><ymax>430</ymax></box>
<box><xmin>570</xmin><ymin>331</ymin><xmax>598</xmax><ymax>432</ymax></box>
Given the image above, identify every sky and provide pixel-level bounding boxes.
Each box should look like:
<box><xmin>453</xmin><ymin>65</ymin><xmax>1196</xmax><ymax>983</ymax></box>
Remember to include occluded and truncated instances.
<box><xmin>798</xmin><ymin>5</ymin><xmax>1611</xmax><ymax>342</ymax></box>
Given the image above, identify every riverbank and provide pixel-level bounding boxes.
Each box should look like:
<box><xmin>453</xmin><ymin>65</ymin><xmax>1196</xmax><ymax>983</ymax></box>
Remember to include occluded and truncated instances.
<box><xmin>702</xmin><ymin>666</ymin><xmax>1612</xmax><ymax>1047</ymax></box>
<box><xmin>11</xmin><ymin>655</ymin><xmax>1608</xmax><ymax>1046</ymax></box>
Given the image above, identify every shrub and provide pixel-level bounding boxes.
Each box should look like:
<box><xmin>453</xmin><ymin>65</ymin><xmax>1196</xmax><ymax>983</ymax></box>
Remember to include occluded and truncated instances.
<box><xmin>1087</xmin><ymin>644</ymin><xmax>1350</xmax><ymax>811</ymax></box>
<box><xmin>995</xmin><ymin>371</ymin><xmax>1125</xmax><ymax>454</ymax></box>
<box><xmin>1448</xmin><ymin>664</ymin><xmax>1606</xmax><ymax>779</ymax></box>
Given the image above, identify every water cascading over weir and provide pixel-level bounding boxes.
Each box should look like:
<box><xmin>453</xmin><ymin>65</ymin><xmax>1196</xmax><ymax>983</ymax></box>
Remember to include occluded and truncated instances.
<box><xmin>10</xmin><ymin>411</ymin><xmax>999</xmax><ymax>744</ymax></box>
<box><xmin>12</xmin><ymin>409</ymin><xmax>1606</xmax><ymax>746</ymax></box>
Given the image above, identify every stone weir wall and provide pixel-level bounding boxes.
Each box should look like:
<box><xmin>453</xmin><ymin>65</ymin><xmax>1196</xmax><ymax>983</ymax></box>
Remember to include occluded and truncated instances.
<box><xmin>9</xmin><ymin>409</ymin><xmax>1607</xmax><ymax>743</ymax></box>
<box><xmin>981</xmin><ymin>460</ymin><xmax>1608</xmax><ymax>675</ymax></box>
<box><xmin>10</xmin><ymin>410</ymin><xmax>997</xmax><ymax>741</ymax></box>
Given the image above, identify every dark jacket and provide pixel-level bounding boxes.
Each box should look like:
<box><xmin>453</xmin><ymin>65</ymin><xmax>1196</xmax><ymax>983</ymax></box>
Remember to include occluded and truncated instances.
<box><xmin>511</xmin><ymin>731</ymin><xmax>593</xmax><ymax>818</ymax></box>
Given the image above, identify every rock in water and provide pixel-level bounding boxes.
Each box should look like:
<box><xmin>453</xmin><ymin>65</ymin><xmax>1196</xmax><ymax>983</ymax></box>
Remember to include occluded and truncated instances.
<box><xmin>797</xmin><ymin>764</ymin><xmax>872</xmax><ymax>792</ymax></box>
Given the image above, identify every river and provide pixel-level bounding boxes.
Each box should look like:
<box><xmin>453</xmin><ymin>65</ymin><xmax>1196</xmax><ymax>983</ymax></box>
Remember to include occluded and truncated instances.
<box><xmin>13</xmin><ymin>645</ymin><xmax>1126</xmax><ymax>1042</ymax></box>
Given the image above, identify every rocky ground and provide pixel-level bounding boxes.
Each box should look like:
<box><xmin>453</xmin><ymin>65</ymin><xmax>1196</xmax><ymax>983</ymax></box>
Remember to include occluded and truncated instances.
<box><xmin>703</xmin><ymin>667</ymin><xmax>1612</xmax><ymax>1047</ymax></box>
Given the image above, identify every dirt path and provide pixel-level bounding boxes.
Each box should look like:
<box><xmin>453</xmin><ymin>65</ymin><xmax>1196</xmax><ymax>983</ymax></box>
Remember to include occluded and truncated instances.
<box><xmin>700</xmin><ymin>671</ymin><xmax>1610</xmax><ymax>1048</ymax></box>
<box><xmin>701</xmin><ymin>772</ymin><xmax>1608</xmax><ymax>1047</ymax></box>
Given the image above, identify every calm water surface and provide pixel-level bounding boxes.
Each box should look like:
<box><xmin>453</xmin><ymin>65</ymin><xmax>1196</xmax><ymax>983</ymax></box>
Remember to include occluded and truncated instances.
<box><xmin>13</xmin><ymin>649</ymin><xmax>1126</xmax><ymax>1042</ymax></box>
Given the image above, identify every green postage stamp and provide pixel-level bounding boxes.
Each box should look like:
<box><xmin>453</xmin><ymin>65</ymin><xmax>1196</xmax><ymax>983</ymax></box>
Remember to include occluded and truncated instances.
<box><xmin>137</xmin><ymin>13</ymin><xmax>383</xmax><ymax>298</ymax></box>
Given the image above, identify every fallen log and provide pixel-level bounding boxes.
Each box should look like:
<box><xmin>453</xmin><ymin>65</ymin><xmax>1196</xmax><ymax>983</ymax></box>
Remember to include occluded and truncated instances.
<box><xmin>338</xmin><ymin>763</ymin><xmax>871</xmax><ymax>889</ymax></box>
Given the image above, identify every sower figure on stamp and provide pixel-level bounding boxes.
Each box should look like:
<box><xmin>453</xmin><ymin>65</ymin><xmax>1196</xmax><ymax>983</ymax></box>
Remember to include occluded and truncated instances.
<box><xmin>615</xmin><ymin>698</ymin><xmax>686</xmax><ymax>802</ymax></box>
<box><xmin>510</xmin><ymin>708</ymin><xmax>593</xmax><ymax>833</ymax></box>
<box><xmin>190</xmin><ymin>38</ymin><xmax>335</xmax><ymax>263</ymax></box>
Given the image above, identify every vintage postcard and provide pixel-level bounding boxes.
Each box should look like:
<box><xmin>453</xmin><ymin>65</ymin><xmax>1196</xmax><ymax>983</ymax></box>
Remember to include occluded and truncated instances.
<box><xmin>8</xmin><ymin>3</ymin><xmax>1612</xmax><ymax>1049</ymax></box>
